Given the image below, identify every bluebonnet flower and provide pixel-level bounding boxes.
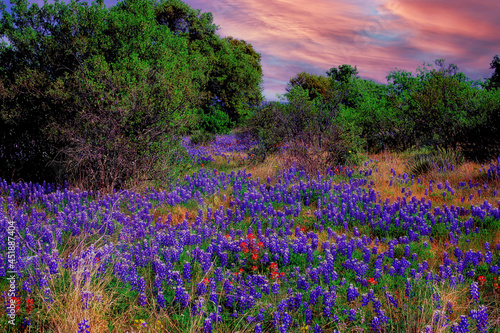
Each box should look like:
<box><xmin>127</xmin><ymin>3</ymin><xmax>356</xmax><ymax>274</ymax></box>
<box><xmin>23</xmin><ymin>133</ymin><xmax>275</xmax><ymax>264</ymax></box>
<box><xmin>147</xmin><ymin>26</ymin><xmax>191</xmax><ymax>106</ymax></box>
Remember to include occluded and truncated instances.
<box><xmin>183</xmin><ymin>262</ymin><xmax>191</xmax><ymax>283</ymax></box>
<box><xmin>157</xmin><ymin>289</ymin><xmax>165</xmax><ymax>308</ymax></box>
<box><xmin>210</xmin><ymin>292</ymin><xmax>217</xmax><ymax>304</ymax></box>
<box><xmin>451</xmin><ymin>315</ymin><xmax>469</xmax><ymax>333</ymax></box>
<box><xmin>405</xmin><ymin>278</ymin><xmax>412</xmax><ymax>299</ymax></box>
<box><xmin>272</xmin><ymin>282</ymin><xmax>280</xmax><ymax>294</ymax></box>
<box><xmin>421</xmin><ymin>325</ymin><xmax>433</xmax><ymax>333</ymax></box>
<box><xmin>282</xmin><ymin>312</ymin><xmax>292</xmax><ymax>329</ymax></box>
<box><xmin>348</xmin><ymin>308</ymin><xmax>356</xmax><ymax>321</ymax></box>
<box><xmin>204</xmin><ymin>317</ymin><xmax>213</xmax><ymax>333</ymax></box>
<box><xmin>323</xmin><ymin>306</ymin><xmax>331</xmax><ymax>318</ymax></box>
<box><xmin>346</xmin><ymin>284</ymin><xmax>359</xmax><ymax>302</ymax></box>
<box><xmin>197</xmin><ymin>281</ymin><xmax>207</xmax><ymax>295</ymax></box>
<box><xmin>273</xmin><ymin>311</ymin><xmax>281</xmax><ymax>329</ymax></box>
<box><xmin>77</xmin><ymin>319</ymin><xmax>90</xmax><ymax>333</ymax></box>
<box><xmin>371</xmin><ymin>316</ymin><xmax>381</xmax><ymax>332</ymax></box>
<box><xmin>385</xmin><ymin>291</ymin><xmax>398</xmax><ymax>309</ymax></box>
<box><xmin>432</xmin><ymin>292</ymin><xmax>442</xmax><ymax>309</ymax></box>
<box><xmin>446</xmin><ymin>301</ymin><xmax>453</xmax><ymax>315</ymax></box>
<box><xmin>22</xmin><ymin>317</ymin><xmax>32</xmax><ymax>327</ymax></box>
<box><xmin>470</xmin><ymin>282</ymin><xmax>479</xmax><ymax>302</ymax></box>
<box><xmin>470</xmin><ymin>305</ymin><xmax>488</xmax><ymax>333</ymax></box>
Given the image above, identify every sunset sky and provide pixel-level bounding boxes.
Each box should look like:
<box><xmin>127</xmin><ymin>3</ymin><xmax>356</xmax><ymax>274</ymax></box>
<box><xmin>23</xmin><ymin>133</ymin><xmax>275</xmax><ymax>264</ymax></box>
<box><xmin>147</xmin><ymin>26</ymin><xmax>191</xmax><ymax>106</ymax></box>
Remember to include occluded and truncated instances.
<box><xmin>188</xmin><ymin>0</ymin><xmax>500</xmax><ymax>100</ymax></box>
<box><xmin>8</xmin><ymin>0</ymin><xmax>500</xmax><ymax>100</ymax></box>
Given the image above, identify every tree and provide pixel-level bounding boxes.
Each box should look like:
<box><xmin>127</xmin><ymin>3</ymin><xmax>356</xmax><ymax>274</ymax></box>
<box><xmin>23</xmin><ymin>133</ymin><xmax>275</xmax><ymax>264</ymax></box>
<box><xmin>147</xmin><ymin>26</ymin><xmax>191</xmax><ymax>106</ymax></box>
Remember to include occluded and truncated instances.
<box><xmin>154</xmin><ymin>0</ymin><xmax>263</xmax><ymax>131</ymax></box>
<box><xmin>339</xmin><ymin>79</ymin><xmax>396</xmax><ymax>152</ymax></box>
<box><xmin>327</xmin><ymin>64</ymin><xmax>359</xmax><ymax>84</ymax></box>
<box><xmin>486</xmin><ymin>55</ymin><xmax>500</xmax><ymax>90</ymax></box>
<box><xmin>0</xmin><ymin>0</ymin><xmax>211</xmax><ymax>188</ymax></box>
<box><xmin>286</xmin><ymin>71</ymin><xmax>332</xmax><ymax>101</ymax></box>
<box><xmin>385</xmin><ymin>59</ymin><xmax>483</xmax><ymax>150</ymax></box>
<box><xmin>1</xmin><ymin>0</ymin><xmax>262</xmax><ymax>187</ymax></box>
<box><xmin>326</xmin><ymin>64</ymin><xmax>360</xmax><ymax>108</ymax></box>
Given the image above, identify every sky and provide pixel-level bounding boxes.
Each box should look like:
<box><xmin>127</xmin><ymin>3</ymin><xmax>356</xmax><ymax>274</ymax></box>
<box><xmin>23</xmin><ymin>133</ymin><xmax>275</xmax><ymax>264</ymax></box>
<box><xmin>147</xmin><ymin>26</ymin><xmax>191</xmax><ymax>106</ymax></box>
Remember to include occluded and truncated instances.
<box><xmin>5</xmin><ymin>0</ymin><xmax>500</xmax><ymax>100</ymax></box>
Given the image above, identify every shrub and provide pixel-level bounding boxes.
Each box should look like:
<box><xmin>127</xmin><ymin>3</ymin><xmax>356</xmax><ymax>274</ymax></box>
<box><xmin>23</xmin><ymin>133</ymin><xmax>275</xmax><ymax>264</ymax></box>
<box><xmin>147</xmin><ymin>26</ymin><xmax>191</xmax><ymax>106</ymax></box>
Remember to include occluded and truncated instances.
<box><xmin>190</xmin><ymin>130</ymin><xmax>215</xmax><ymax>146</ymax></box>
<box><xmin>246</xmin><ymin>86</ymin><xmax>360</xmax><ymax>172</ymax></box>
<box><xmin>405</xmin><ymin>147</ymin><xmax>464</xmax><ymax>176</ymax></box>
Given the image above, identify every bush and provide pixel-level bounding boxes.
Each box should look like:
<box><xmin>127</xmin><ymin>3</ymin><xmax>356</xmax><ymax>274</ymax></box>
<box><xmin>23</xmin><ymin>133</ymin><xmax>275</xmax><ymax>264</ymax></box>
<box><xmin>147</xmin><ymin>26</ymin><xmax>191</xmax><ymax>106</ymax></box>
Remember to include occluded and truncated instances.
<box><xmin>200</xmin><ymin>105</ymin><xmax>234</xmax><ymax>134</ymax></box>
<box><xmin>405</xmin><ymin>147</ymin><xmax>464</xmax><ymax>176</ymax></box>
<box><xmin>190</xmin><ymin>130</ymin><xmax>215</xmax><ymax>146</ymax></box>
<box><xmin>245</xmin><ymin>86</ymin><xmax>360</xmax><ymax>172</ymax></box>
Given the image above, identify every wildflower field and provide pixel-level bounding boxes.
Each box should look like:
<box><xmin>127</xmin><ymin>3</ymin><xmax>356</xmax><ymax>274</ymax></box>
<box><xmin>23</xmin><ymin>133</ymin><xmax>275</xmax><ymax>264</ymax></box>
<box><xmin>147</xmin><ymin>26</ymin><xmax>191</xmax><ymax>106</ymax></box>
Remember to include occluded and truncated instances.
<box><xmin>2</xmin><ymin>134</ymin><xmax>500</xmax><ymax>332</ymax></box>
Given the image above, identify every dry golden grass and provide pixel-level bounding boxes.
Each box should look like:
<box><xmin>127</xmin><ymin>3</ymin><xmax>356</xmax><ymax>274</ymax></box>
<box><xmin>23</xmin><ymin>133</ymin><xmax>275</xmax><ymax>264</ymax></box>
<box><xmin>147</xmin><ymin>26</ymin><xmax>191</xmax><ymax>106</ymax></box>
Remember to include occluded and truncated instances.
<box><xmin>29</xmin><ymin>253</ymin><xmax>115</xmax><ymax>332</ymax></box>
<box><xmin>367</xmin><ymin>152</ymin><xmax>500</xmax><ymax>209</ymax></box>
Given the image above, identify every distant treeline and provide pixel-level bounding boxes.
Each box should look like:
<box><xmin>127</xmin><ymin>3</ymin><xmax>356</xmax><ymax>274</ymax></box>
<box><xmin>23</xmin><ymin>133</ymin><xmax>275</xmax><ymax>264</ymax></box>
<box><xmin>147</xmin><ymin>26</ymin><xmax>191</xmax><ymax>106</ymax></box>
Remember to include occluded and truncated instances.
<box><xmin>0</xmin><ymin>0</ymin><xmax>262</xmax><ymax>188</ymax></box>
<box><xmin>246</xmin><ymin>58</ymin><xmax>500</xmax><ymax>172</ymax></box>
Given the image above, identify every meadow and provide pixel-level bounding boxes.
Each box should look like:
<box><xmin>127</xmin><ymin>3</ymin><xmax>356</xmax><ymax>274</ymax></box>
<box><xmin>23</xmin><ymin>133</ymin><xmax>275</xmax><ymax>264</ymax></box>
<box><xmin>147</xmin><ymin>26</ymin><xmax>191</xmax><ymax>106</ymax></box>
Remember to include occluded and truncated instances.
<box><xmin>1</xmin><ymin>134</ymin><xmax>500</xmax><ymax>333</ymax></box>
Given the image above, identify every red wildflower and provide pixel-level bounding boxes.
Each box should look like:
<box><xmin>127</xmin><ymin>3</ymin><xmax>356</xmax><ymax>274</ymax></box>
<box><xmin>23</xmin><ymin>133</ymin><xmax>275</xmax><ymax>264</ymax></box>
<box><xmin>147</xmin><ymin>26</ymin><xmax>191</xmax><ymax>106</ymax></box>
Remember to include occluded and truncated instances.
<box><xmin>247</xmin><ymin>233</ymin><xmax>255</xmax><ymax>240</ymax></box>
<box><xmin>9</xmin><ymin>297</ymin><xmax>20</xmax><ymax>312</ymax></box>
<box><xmin>26</xmin><ymin>298</ymin><xmax>34</xmax><ymax>315</ymax></box>
<box><xmin>241</xmin><ymin>241</ymin><xmax>249</xmax><ymax>253</ymax></box>
<box><xmin>252</xmin><ymin>265</ymin><xmax>257</xmax><ymax>270</ymax></box>
<box><xmin>239</xmin><ymin>268</ymin><xmax>244</xmax><ymax>273</ymax></box>
<box><xmin>201</xmin><ymin>163</ymin><xmax>204</xmax><ymax>167</ymax></box>
<box><xmin>257</xmin><ymin>241</ymin><xmax>264</xmax><ymax>248</ymax></box>
<box><xmin>367</xmin><ymin>277</ymin><xmax>377</xmax><ymax>285</ymax></box>
<box><xmin>203</xmin><ymin>278</ymin><xmax>210</xmax><ymax>285</ymax></box>
<box><xmin>251</xmin><ymin>254</ymin><xmax>259</xmax><ymax>260</ymax></box>
<box><xmin>478</xmin><ymin>276</ymin><xmax>486</xmax><ymax>286</ymax></box>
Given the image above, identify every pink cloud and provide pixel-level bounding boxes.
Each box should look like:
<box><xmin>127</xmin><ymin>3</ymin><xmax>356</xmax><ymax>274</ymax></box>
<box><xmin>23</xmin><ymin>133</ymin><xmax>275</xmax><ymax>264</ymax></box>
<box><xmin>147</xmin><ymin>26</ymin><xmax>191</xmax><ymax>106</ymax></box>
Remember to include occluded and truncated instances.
<box><xmin>193</xmin><ymin>0</ymin><xmax>500</xmax><ymax>99</ymax></box>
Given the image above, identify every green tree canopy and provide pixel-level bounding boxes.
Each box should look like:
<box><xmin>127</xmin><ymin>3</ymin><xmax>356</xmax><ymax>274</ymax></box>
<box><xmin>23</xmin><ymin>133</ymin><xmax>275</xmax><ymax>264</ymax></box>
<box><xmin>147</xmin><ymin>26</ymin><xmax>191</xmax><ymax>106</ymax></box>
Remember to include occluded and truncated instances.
<box><xmin>286</xmin><ymin>71</ymin><xmax>332</xmax><ymax>101</ymax></box>
<box><xmin>0</xmin><ymin>0</ymin><xmax>263</xmax><ymax>187</ymax></box>
<box><xmin>486</xmin><ymin>54</ymin><xmax>500</xmax><ymax>90</ymax></box>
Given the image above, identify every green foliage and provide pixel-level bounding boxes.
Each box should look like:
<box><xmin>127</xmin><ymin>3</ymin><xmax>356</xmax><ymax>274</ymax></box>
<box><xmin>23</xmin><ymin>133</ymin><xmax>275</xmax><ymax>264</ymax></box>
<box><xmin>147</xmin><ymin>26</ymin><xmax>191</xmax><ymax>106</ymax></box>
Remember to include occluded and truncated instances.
<box><xmin>245</xmin><ymin>101</ymin><xmax>287</xmax><ymax>161</ymax></box>
<box><xmin>405</xmin><ymin>147</ymin><xmax>464</xmax><ymax>176</ymax></box>
<box><xmin>200</xmin><ymin>103</ymin><xmax>234</xmax><ymax>134</ymax></box>
<box><xmin>327</xmin><ymin>64</ymin><xmax>359</xmax><ymax>84</ymax></box>
<box><xmin>0</xmin><ymin>0</ymin><xmax>262</xmax><ymax>188</ymax></box>
<box><xmin>190</xmin><ymin>130</ymin><xmax>215</xmax><ymax>145</ymax></box>
<box><xmin>485</xmin><ymin>54</ymin><xmax>500</xmax><ymax>90</ymax></box>
<box><xmin>326</xmin><ymin>64</ymin><xmax>360</xmax><ymax>108</ymax></box>
<box><xmin>339</xmin><ymin>79</ymin><xmax>393</xmax><ymax>152</ymax></box>
<box><xmin>246</xmin><ymin>85</ymin><xmax>359</xmax><ymax>172</ymax></box>
<box><xmin>431</xmin><ymin>222</ymin><xmax>449</xmax><ymax>239</ymax></box>
<box><xmin>460</xmin><ymin>87</ymin><xmax>500</xmax><ymax>160</ymax></box>
<box><xmin>286</xmin><ymin>71</ymin><xmax>333</xmax><ymax>101</ymax></box>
